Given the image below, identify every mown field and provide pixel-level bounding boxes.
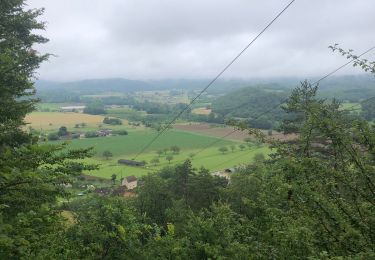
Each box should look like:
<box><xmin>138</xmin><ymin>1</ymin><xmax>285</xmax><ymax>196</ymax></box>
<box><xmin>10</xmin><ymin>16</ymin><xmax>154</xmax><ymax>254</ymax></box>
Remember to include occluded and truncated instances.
<box><xmin>60</xmin><ymin>129</ymin><xmax>269</xmax><ymax>179</ymax></box>
<box><xmin>25</xmin><ymin>112</ymin><xmax>107</xmax><ymax>130</ymax></box>
<box><xmin>28</xmin><ymin>106</ymin><xmax>271</xmax><ymax>180</ymax></box>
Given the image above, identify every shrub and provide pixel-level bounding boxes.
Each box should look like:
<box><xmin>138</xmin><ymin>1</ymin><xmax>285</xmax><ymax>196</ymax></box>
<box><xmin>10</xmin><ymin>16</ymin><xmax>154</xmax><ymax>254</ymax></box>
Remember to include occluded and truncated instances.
<box><xmin>112</xmin><ymin>130</ymin><xmax>128</xmax><ymax>136</ymax></box>
<box><xmin>47</xmin><ymin>132</ymin><xmax>59</xmax><ymax>141</ymax></box>
<box><xmin>85</xmin><ymin>131</ymin><xmax>99</xmax><ymax>138</ymax></box>
<box><xmin>218</xmin><ymin>147</ymin><xmax>228</xmax><ymax>154</ymax></box>
<box><xmin>103</xmin><ymin>117</ymin><xmax>122</xmax><ymax>125</ymax></box>
<box><xmin>57</xmin><ymin>126</ymin><xmax>68</xmax><ymax>136</ymax></box>
<box><xmin>71</xmin><ymin>133</ymin><xmax>80</xmax><ymax>139</ymax></box>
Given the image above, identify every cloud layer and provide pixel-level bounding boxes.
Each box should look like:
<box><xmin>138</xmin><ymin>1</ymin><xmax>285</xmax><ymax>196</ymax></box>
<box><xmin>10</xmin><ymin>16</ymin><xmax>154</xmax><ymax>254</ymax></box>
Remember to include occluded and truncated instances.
<box><xmin>28</xmin><ymin>0</ymin><xmax>375</xmax><ymax>81</ymax></box>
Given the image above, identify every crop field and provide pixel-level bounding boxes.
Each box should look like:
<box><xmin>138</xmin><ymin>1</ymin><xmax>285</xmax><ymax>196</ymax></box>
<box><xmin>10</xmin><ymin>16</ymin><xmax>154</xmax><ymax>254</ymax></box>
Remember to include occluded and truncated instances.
<box><xmin>65</xmin><ymin>129</ymin><xmax>235</xmax><ymax>156</ymax></box>
<box><xmin>25</xmin><ymin>112</ymin><xmax>109</xmax><ymax>130</ymax></box>
<box><xmin>192</xmin><ymin>107</ymin><xmax>212</xmax><ymax>115</ymax></box>
<box><xmin>58</xmin><ymin>128</ymin><xmax>269</xmax><ymax>179</ymax></box>
<box><xmin>340</xmin><ymin>102</ymin><xmax>361</xmax><ymax>111</ymax></box>
<box><xmin>83</xmin><ymin>145</ymin><xmax>269</xmax><ymax>179</ymax></box>
<box><xmin>36</xmin><ymin>103</ymin><xmax>78</xmax><ymax>111</ymax></box>
<box><xmin>174</xmin><ymin>122</ymin><xmax>298</xmax><ymax>142</ymax></box>
<box><xmin>135</xmin><ymin>90</ymin><xmax>189</xmax><ymax>104</ymax></box>
<box><xmin>27</xmin><ymin>111</ymin><xmax>270</xmax><ymax>180</ymax></box>
<box><xmin>174</xmin><ymin>123</ymin><xmax>250</xmax><ymax>141</ymax></box>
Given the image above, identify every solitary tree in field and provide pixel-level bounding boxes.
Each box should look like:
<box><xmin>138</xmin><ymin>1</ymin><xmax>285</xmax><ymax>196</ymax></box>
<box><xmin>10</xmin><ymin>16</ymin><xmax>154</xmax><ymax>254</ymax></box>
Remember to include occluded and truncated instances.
<box><xmin>151</xmin><ymin>158</ymin><xmax>160</xmax><ymax>166</ymax></box>
<box><xmin>74</xmin><ymin>124</ymin><xmax>80</xmax><ymax>128</ymax></box>
<box><xmin>239</xmin><ymin>144</ymin><xmax>246</xmax><ymax>151</ymax></box>
<box><xmin>166</xmin><ymin>155</ymin><xmax>174</xmax><ymax>164</ymax></box>
<box><xmin>218</xmin><ymin>146</ymin><xmax>228</xmax><ymax>154</ymax></box>
<box><xmin>111</xmin><ymin>174</ymin><xmax>117</xmax><ymax>184</ymax></box>
<box><xmin>163</xmin><ymin>148</ymin><xmax>169</xmax><ymax>155</ymax></box>
<box><xmin>170</xmin><ymin>145</ymin><xmax>181</xmax><ymax>154</ymax></box>
<box><xmin>102</xmin><ymin>150</ymin><xmax>113</xmax><ymax>160</ymax></box>
<box><xmin>230</xmin><ymin>145</ymin><xmax>236</xmax><ymax>152</ymax></box>
<box><xmin>57</xmin><ymin>126</ymin><xmax>68</xmax><ymax>136</ymax></box>
<box><xmin>81</xmin><ymin>122</ymin><xmax>87</xmax><ymax>128</ymax></box>
<box><xmin>156</xmin><ymin>150</ymin><xmax>163</xmax><ymax>157</ymax></box>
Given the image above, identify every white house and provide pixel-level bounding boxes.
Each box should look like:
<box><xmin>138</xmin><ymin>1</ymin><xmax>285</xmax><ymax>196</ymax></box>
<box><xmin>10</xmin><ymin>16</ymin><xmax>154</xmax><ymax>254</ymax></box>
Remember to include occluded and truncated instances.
<box><xmin>121</xmin><ymin>175</ymin><xmax>138</xmax><ymax>190</ymax></box>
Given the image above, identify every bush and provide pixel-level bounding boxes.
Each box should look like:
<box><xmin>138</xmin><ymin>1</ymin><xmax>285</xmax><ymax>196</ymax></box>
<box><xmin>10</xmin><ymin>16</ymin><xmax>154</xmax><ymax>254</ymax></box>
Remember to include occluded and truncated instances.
<box><xmin>71</xmin><ymin>133</ymin><xmax>80</xmax><ymax>139</ymax></box>
<box><xmin>112</xmin><ymin>130</ymin><xmax>128</xmax><ymax>136</ymax></box>
<box><xmin>103</xmin><ymin>117</ymin><xmax>122</xmax><ymax>125</ymax></box>
<box><xmin>85</xmin><ymin>131</ymin><xmax>99</xmax><ymax>138</ymax></box>
<box><xmin>83</xmin><ymin>101</ymin><xmax>106</xmax><ymax>115</ymax></box>
<box><xmin>103</xmin><ymin>150</ymin><xmax>113</xmax><ymax>160</ymax></box>
<box><xmin>47</xmin><ymin>132</ymin><xmax>59</xmax><ymax>141</ymax></box>
<box><xmin>57</xmin><ymin>126</ymin><xmax>68</xmax><ymax>136</ymax></box>
<box><xmin>218</xmin><ymin>146</ymin><xmax>228</xmax><ymax>154</ymax></box>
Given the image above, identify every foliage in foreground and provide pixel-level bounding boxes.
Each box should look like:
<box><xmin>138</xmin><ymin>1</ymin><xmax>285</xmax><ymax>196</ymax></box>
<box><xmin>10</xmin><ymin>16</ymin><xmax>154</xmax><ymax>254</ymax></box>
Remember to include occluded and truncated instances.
<box><xmin>1</xmin><ymin>1</ymin><xmax>375</xmax><ymax>258</ymax></box>
<box><xmin>10</xmin><ymin>82</ymin><xmax>375</xmax><ymax>259</ymax></box>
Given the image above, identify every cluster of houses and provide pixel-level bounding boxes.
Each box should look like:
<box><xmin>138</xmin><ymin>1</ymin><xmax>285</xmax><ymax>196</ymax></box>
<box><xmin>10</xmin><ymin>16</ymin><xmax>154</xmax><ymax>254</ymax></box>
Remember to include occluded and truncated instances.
<box><xmin>97</xmin><ymin>129</ymin><xmax>112</xmax><ymax>137</ymax></box>
<box><xmin>93</xmin><ymin>175</ymin><xmax>140</xmax><ymax>198</ymax></box>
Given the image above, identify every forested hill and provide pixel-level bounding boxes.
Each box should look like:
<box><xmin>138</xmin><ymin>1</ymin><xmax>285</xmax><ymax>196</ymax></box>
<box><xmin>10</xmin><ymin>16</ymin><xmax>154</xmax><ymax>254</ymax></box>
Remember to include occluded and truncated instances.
<box><xmin>35</xmin><ymin>74</ymin><xmax>374</xmax><ymax>96</ymax></box>
<box><xmin>211</xmin><ymin>86</ymin><xmax>288</xmax><ymax>129</ymax></box>
<box><xmin>35</xmin><ymin>78</ymin><xmax>153</xmax><ymax>93</ymax></box>
<box><xmin>317</xmin><ymin>75</ymin><xmax>375</xmax><ymax>101</ymax></box>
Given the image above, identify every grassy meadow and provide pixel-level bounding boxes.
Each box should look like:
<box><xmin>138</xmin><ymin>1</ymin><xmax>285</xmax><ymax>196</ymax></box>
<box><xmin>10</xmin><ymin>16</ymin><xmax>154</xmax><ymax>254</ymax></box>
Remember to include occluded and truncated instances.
<box><xmin>27</xmin><ymin>104</ymin><xmax>271</xmax><ymax>180</ymax></box>
<box><xmin>62</xmin><ymin>129</ymin><xmax>269</xmax><ymax>179</ymax></box>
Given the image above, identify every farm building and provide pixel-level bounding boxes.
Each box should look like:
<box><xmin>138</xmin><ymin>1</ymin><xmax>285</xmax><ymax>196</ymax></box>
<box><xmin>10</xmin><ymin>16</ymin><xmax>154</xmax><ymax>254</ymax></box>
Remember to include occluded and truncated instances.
<box><xmin>121</xmin><ymin>175</ymin><xmax>138</xmax><ymax>190</ymax></box>
<box><xmin>118</xmin><ymin>159</ymin><xmax>145</xmax><ymax>167</ymax></box>
<box><xmin>60</xmin><ymin>105</ymin><xmax>86</xmax><ymax>112</ymax></box>
<box><xmin>98</xmin><ymin>129</ymin><xmax>112</xmax><ymax>136</ymax></box>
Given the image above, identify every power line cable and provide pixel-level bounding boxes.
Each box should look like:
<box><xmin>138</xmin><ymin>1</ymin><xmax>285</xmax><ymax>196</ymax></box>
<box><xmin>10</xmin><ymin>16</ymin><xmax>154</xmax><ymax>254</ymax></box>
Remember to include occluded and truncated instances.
<box><xmin>192</xmin><ymin>45</ymin><xmax>375</xmax><ymax>156</ymax></box>
<box><xmin>133</xmin><ymin>0</ymin><xmax>297</xmax><ymax>159</ymax></box>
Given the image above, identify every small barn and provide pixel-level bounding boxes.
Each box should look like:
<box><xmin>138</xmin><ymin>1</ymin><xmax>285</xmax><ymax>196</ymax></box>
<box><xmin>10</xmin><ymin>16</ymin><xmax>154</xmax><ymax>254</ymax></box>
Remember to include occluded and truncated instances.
<box><xmin>60</xmin><ymin>105</ymin><xmax>86</xmax><ymax>112</ymax></box>
<box><xmin>118</xmin><ymin>159</ymin><xmax>145</xmax><ymax>167</ymax></box>
<box><xmin>121</xmin><ymin>175</ymin><xmax>138</xmax><ymax>190</ymax></box>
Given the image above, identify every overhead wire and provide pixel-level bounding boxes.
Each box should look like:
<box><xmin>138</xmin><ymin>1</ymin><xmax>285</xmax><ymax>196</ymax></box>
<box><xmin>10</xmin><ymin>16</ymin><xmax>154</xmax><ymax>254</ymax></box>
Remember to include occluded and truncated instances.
<box><xmin>132</xmin><ymin>0</ymin><xmax>297</xmax><ymax>159</ymax></box>
<box><xmin>191</xmin><ymin>45</ymin><xmax>375</xmax><ymax>157</ymax></box>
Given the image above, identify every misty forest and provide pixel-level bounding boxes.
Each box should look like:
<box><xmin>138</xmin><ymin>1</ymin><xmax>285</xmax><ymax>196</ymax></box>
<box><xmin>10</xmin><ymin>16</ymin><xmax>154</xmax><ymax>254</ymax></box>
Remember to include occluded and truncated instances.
<box><xmin>1</xmin><ymin>1</ymin><xmax>375</xmax><ymax>259</ymax></box>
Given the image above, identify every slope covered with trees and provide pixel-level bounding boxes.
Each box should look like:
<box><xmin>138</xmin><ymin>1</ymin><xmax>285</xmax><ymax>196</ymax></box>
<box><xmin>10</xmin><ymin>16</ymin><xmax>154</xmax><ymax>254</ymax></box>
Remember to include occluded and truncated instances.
<box><xmin>211</xmin><ymin>86</ymin><xmax>288</xmax><ymax>129</ymax></box>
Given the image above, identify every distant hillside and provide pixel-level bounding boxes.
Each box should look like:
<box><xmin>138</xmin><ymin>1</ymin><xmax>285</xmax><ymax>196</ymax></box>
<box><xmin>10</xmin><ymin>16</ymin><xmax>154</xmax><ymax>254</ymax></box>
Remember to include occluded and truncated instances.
<box><xmin>34</xmin><ymin>74</ymin><xmax>375</xmax><ymax>100</ymax></box>
<box><xmin>35</xmin><ymin>78</ymin><xmax>153</xmax><ymax>94</ymax></box>
<box><xmin>316</xmin><ymin>75</ymin><xmax>375</xmax><ymax>101</ymax></box>
<box><xmin>211</xmin><ymin>85</ymin><xmax>288</xmax><ymax>129</ymax></box>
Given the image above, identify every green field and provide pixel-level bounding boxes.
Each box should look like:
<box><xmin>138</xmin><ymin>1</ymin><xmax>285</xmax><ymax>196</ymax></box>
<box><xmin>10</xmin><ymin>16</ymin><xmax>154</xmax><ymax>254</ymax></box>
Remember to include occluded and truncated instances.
<box><xmin>61</xmin><ymin>129</ymin><xmax>269</xmax><ymax>179</ymax></box>
<box><xmin>340</xmin><ymin>102</ymin><xmax>361</xmax><ymax>111</ymax></box>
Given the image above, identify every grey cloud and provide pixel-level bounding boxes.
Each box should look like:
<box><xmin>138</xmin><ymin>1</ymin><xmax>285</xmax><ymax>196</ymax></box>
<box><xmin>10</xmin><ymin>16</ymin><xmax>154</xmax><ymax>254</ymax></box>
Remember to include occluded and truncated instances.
<box><xmin>28</xmin><ymin>0</ymin><xmax>375</xmax><ymax>81</ymax></box>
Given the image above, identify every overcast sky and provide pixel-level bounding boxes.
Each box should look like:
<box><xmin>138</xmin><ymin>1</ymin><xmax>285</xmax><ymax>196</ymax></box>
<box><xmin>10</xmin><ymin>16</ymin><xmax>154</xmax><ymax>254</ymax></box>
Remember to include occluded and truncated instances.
<box><xmin>28</xmin><ymin>0</ymin><xmax>374</xmax><ymax>81</ymax></box>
